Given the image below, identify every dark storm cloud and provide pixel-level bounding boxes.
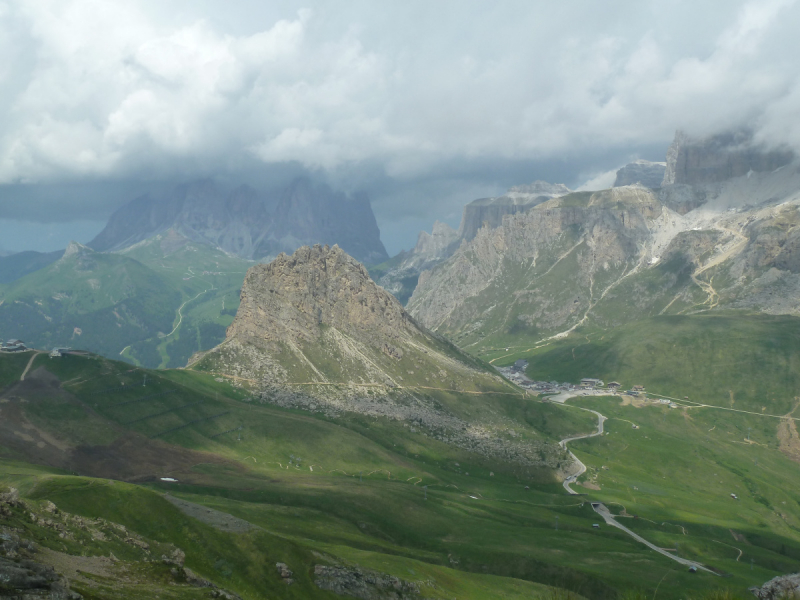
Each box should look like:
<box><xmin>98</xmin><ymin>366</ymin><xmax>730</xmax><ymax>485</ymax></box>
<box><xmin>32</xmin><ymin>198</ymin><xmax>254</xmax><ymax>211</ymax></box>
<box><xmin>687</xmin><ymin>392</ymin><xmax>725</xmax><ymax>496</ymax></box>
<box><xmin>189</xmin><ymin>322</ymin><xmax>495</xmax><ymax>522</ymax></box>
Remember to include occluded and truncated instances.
<box><xmin>0</xmin><ymin>0</ymin><xmax>798</xmax><ymax>252</ymax></box>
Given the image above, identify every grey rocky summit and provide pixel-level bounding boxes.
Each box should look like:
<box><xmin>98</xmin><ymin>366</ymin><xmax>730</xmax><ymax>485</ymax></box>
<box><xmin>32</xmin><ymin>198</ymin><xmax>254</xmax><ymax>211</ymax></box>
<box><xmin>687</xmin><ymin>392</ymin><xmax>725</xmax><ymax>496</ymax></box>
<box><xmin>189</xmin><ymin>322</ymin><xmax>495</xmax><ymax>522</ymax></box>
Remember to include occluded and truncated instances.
<box><xmin>375</xmin><ymin>180</ymin><xmax>571</xmax><ymax>303</ymax></box>
<box><xmin>407</xmin><ymin>130</ymin><xmax>800</xmax><ymax>348</ymax></box>
<box><xmin>90</xmin><ymin>177</ymin><xmax>388</xmax><ymax>265</ymax></box>
<box><xmin>613</xmin><ymin>160</ymin><xmax>666</xmax><ymax>188</ymax></box>
<box><xmin>662</xmin><ymin>129</ymin><xmax>794</xmax><ymax>187</ymax></box>
<box><xmin>194</xmin><ymin>244</ymin><xmax>569</xmax><ymax>470</ymax></box>
<box><xmin>750</xmin><ymin>573</ymin><xmax>800</xmax><ymax>599</ymax></box>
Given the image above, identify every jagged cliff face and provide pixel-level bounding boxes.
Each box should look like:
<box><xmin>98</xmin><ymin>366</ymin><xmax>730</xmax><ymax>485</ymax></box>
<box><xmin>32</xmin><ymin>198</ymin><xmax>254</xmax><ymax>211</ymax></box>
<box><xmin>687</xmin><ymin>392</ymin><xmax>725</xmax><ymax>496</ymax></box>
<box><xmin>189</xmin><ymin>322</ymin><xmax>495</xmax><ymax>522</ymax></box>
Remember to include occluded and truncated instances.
<box><xmin>408</xmin><ymin>163</ymin><xmax>800</xmax><ymax>352</ymax></box>
<box><xmin>372</xmin><ymin>221</ymin><xmax>459</xmax><ymax>304</ymax></box>
<box><xmin>613</xmin><ymin>160</ymin><xmax>666</xmax><ymax>188</ymax></box>
<box><xmin>374</xmin><ymin>181</ymin><xmax>571</xmax><ymax>304</ymax></box>
<box><xmin>90</xmin><ymin>178</ymin><xmax>388</xmax><ymax>265</ymax></box>
<box><xmin>408</xmin><ymin>187</ymin><xmax>660</xmax><ymax>344</ymax></box>
<box><xmin>197</xmin><ymin>244</ymin><xmax>503</xmax><ymax>390</ymax></box>
<box><xmin>194</xmin><ymin>245</ymin><xmax>569</xmax><ymax>470</ymax></box>
<box><xmin>662</xmin><ymin>130</ymin><xmax>794</xmax><ymax>186</ymax></box>
<box><xmin>226</xmin><ymin>244</ymin><xmax>414</xmax><ymax>354</ymax></box>
<box><xmin>458</xmin><ymin>181</ymin><xmax>572</xmax><ymax>242</ymax></box>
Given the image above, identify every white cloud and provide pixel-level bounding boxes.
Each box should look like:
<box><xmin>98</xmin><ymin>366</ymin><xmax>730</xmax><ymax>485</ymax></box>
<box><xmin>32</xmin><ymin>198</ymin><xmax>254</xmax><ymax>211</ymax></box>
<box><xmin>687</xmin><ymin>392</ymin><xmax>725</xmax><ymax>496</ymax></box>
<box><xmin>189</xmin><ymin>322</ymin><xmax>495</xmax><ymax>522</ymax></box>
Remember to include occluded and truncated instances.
<box><xmin>576</xmin><ymin>168</ymin><xmax>620</xmax><ymax>192</ymax></box>
<box><xmin>0</xmin><ymin>0</ymin><xmax>798</xmax><ymax>189</ymax></box>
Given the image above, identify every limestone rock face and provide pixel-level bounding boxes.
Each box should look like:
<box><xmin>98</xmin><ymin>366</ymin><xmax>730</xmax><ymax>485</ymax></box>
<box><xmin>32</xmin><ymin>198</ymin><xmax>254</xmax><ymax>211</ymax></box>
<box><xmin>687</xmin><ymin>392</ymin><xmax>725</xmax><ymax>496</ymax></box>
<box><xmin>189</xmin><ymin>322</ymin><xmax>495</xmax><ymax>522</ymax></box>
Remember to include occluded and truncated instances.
<box><xmin>195</xmin><ymin>245</ymin><xmax>569</xmax><ymax>470</ymax></box>
<box><xmin>662</xmin><ymin>129</ymin><xmax>793</xmax><ymax>186</ymax></box>
<box><xmin>458</xmin><ymin>181</ymin><xmax>572</xmax><ymax>242</ymax></box>
<box><xmin>408</xmin><ymin>187</ymin><xmax>660</xmax><ymax>340</ymax></box>
<box><xmin>751</xmin><ymin>573</ymin><xmax>800</xmax><ymax>599</ymax></box>
<box><xmin>614</xmin><ymin>160</ymin><xmax>666</xmax><ymax>188</ymax></box>
<box><xmin>375</xmin><ymin>181</ymin><xmax>571</xmax><ymax>304</ymax></box>
<box><xmin>227</xmin><ymin>244</ymin><xmax>413</xmax><ymax>347</ymax></box>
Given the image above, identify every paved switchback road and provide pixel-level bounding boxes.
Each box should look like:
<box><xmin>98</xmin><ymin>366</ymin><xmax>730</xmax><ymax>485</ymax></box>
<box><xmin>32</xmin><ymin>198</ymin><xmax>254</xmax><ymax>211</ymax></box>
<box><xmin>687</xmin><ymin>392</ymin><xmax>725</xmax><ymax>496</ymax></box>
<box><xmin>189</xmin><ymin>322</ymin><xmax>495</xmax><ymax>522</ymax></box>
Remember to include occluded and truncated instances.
<box><xmin>556</xmin><ymin>400</ymin><xmax>718</xmax><ymax>575</ymax></box>
<box><xmin>560</xmin><ymin>408</ymin><xmax>605</xmax><ymax>494</ymax></box>
<box><xmin>591</xmin><ymin>502</ymin><xmax>714</xmax><ymax>574</ymax></box>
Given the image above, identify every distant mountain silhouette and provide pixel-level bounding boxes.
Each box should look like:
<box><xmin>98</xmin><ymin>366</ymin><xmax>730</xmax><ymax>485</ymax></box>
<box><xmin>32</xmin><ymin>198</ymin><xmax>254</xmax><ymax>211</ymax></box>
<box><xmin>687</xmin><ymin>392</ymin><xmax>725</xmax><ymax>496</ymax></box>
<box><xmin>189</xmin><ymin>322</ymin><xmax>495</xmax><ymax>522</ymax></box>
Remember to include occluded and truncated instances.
<box><xmin>89</xmin><ymin>177</ymin><xmax>388</xmax><ymax>265</ymax></box>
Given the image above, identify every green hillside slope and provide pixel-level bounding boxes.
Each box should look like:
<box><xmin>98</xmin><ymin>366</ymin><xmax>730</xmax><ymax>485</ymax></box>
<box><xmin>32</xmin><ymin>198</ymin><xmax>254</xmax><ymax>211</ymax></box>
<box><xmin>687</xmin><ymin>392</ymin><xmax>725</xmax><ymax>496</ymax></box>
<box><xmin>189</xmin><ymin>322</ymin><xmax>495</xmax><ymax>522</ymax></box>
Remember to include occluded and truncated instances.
<box><xmin>0</xmin><ymin>243</ymin><xmax>179</xmax><ymax>359</ymax></box>
<box><xmin>0</xmin><ymin>233</ymin><xmax>254</xmax><ymax>369</ymax></box>
<box><xmin>118</xmin><ymin>230</ymin><xmax>252</xmax><ymax>368</ymax></box>
<box><xmin>498</xmin><ymin>312</ymin><xmax>800</xmax><ymax>415</ymax></box>
<box><xmin>1</xmin><ymin>351</ymin><xmax>799</xmax><ymax>598</ymax></box>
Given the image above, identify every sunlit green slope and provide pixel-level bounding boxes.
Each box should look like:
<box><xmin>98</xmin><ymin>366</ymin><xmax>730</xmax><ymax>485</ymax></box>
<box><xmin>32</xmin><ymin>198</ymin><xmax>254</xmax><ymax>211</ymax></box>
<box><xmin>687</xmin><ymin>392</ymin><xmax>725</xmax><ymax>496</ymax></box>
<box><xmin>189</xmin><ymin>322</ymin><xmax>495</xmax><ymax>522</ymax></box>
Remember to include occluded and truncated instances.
<box><xmin>1</xmin><ymin>351</ymin><xmax>799</xmax><ymax>598</ymax></box>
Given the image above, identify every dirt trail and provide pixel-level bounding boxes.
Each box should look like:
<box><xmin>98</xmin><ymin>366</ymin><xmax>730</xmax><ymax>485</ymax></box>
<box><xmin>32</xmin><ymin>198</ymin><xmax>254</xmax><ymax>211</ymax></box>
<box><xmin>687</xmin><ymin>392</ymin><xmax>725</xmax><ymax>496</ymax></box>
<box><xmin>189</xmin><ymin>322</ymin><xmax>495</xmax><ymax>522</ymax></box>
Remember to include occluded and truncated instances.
<box><xmin>711</xmin><ymin>540</ymin><xmax>743</xmax><ymax>561</ymax></box>
<box><xmin>164</xmin><ymin>494</ymin><xmax>257</xmax><ymax>533</ymax></box>
<box><xmin>777</xmin><ymin>400</ymin><xmax>800</xmax><ymax>463</ymax></box>
<box><xmin>20</xmin><ymin>351</ymin><xmax>43</xmax><ymax>381</ymax></box>
<box><xmin>688</xmin><ymin>225</ymin><xmax>749</xmax><ymax>310</ymax></box>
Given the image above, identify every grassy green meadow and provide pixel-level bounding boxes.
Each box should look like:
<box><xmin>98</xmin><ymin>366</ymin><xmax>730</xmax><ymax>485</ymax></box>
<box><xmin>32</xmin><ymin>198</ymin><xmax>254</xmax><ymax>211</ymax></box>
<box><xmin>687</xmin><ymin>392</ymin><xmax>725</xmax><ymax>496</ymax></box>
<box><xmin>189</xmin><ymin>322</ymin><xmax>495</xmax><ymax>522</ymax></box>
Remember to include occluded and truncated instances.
<box><xmin>2</xmin><ymin>345</ymin><xmax>798</xmax><ymax>598</ymax></box>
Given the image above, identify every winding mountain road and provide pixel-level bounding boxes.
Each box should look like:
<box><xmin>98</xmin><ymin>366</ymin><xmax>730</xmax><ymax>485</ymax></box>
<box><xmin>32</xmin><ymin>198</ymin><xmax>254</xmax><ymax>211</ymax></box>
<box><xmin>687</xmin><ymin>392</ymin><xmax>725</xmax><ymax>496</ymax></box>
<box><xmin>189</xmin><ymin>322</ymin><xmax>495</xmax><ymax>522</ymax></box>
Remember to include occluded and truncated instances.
<box><xmin>558</xmin><ymin>403</ymin><xmax>717</xmax><ymax>575</ymax></box>
<box><xmin>560</xmin><ymin>407</ymin><xmax>606</xmax><ymax>494</ymax></box>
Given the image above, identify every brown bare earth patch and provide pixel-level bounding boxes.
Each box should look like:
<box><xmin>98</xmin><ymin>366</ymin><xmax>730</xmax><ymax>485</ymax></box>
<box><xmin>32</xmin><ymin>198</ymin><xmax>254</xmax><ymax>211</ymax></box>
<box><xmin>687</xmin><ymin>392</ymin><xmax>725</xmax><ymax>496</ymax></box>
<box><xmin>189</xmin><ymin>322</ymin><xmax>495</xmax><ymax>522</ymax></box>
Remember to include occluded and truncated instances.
<box><xmin>619</xmin><ymin>395</ymin><xmax>647</xmax><ymax>408</ymax></box>
<box><xmin>0</xmin><ymin>366</ymin><xmax>243</xmax><ymax>484</ymax></box>
<box><xmin>578</xmin><ymin>481</ymin><xmax>601</xmax><ymax>491</ymax></box>
<box><xmin>777</xmin><ymin>401</ymin><xmax>800</xmax><ymax>463</ymax></box>
<box><xmin>70</xmin><ymin>432</ymin><xmax>239</xmax><ymax>483</ymax></box>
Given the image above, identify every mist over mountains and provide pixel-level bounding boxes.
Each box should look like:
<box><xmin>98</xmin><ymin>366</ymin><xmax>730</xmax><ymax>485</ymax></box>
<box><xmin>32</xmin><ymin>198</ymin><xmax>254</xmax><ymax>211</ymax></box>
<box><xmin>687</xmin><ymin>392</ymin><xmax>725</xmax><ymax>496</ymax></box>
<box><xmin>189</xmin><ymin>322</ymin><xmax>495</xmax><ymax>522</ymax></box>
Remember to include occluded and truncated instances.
<box><xmin>90</xmin><ymin>177</ymin><xmax>388</xmax><ymax>265</ymax></box>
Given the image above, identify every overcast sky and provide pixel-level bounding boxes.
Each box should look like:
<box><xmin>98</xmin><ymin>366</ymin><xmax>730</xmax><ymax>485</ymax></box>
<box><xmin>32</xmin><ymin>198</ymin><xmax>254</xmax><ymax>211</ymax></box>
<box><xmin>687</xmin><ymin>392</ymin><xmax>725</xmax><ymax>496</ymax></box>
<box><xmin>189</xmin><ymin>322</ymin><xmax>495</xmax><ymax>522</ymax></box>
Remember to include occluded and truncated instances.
<box><xmin>1</xmin><ymin>0</ymin><xmax>799</xmax><ymax>253</ymax></box>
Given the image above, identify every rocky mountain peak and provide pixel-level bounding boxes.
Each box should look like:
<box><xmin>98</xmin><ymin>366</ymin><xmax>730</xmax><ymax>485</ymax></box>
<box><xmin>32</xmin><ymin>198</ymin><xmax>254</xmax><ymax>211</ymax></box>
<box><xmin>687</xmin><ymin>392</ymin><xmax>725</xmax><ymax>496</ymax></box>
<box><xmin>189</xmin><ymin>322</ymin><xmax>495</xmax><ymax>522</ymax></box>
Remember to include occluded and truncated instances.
<box><xmin>662</xmin><ymin>129</ymin><xmax>794</xmax><ymax>186</ymax></box>
<box><xmin>408</xmin><ymin>221</ymin><xmax>459</xmax><ymax>267</ymax></box>
<box><xmin>507</xmin><ymin>180</ymin><xmax>571</xmax><ymax>197</ymax></box>
<box><xmin>89</xmin><ymin>177</ymin><xmax>388</xmax><ymax>265</ymax></box>
<box><xmin>61</xmin><ymin>241</ymin><xmax>94</xmax><ymax>260</ymax></box>
<box><xmin>226</xmin><ymin>244</ymin><xmax>410</xmax><ymax>348</ymax></box>
<box><xmin>613</xmin><ymin>160</ymin><xmax>666</xmax><ymax>188</ymax></box>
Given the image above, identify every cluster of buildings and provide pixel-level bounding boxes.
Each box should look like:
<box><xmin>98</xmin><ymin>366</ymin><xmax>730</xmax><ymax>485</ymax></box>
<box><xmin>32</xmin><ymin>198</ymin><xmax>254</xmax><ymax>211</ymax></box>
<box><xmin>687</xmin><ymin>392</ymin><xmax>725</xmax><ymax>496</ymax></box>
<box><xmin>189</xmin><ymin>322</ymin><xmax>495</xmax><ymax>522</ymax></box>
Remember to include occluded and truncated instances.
<box><xmin>0</xmin><ymin>341</ymin><xmax>79</xmax><ymax>358</ymax></box>
<box><xmin>497</xmin><ymin>361</ymin><xmax>652</xmax><ymax>397</ymax></box>
<box><xmin>0</xmin><ymin>339</ymin><xmax>27</xmax><ymax>353</ymax></box>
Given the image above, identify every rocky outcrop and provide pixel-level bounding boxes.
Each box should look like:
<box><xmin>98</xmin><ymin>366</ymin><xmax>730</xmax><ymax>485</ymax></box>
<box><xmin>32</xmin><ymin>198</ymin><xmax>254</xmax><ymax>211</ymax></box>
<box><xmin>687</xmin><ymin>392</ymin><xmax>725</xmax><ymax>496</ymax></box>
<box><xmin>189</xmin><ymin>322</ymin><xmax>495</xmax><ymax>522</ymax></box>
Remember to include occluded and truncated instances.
<box><xmin>373</xmin><ymin>221</ymin><xmax>459</xmax><ymax>303</ymax></box>
<box><xmin>375</xmin><ymin>181</ymin><xmax>570</xmax><ymax>304</ymax></box>
<box><xmin>662</xmin><ymin>129</ymin><xmax>793</xmax><ymax>186</ymax></box>
<box><xmin>750</xmin><ymin>573</ymin><xmax>800</xmax><ymax>599</ymax></box>
<box><xmin>0</xmin><ymin>554</ymin><xmax>81</xmax><ymax>600</ymax></box>
<box><xmin>194</xmin><ymin>245</ymin><xmax>570</xmax><ymax>470</ymax></box>
<box><xmin>223</xmin><ymin>244</ymin><xmax>414</xmax><ymax>352</ymax></box>
<box><xmin>195</xmin><ymin>244</ymin><xmax>506</xmax><ymax>392</ymax></box>
<box><xmin>614</xmin><ymin>160</ymin><xmax>666</xmax><ymax>188</ymax></box>
<box><xmin>314</xmin><ymin>565</ymin><xmax>421</xmax><ymax>599</ymax></box>
<box><xmin>90</xmin><ymin>178</ymin><xmax>388</xmax><ymax>265</ymax></box>
<box><xmin>458</xmin><ymin>181</ymin><xmax>572</xmax><ymax>242</ymax></box>
<box><xmin>408</xmin><ymin>187</ymin><xmax>660</xmax><ymax>340</ymax></box>
<box><xmin>1</xmin><ymin>491</ymin><xmax>82</xmax><ymax>600</ymax></box>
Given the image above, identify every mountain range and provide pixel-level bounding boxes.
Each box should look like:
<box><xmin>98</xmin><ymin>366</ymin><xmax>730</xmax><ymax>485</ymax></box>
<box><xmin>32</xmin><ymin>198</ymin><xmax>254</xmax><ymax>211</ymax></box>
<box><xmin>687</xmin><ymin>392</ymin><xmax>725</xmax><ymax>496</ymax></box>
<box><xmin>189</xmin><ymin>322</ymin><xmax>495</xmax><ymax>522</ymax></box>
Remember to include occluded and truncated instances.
<box><xmin>90</xmin><ymin>177</ymin><xmax>388</xmax><ymax>265</ymax></box>
<box><xmin>0</xmin><ymin>176</ymin><xmax>389</xmax><ymax>367</ymax></box>
<box><xmin>4</xmin><ymin>128</ymin><xmax>800</xmax><ymax>599</ymax></box>
<box><xmin>371</xmin><ymin>131</ymin><xmax>798</xmax><ymax>358</ymax></box>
